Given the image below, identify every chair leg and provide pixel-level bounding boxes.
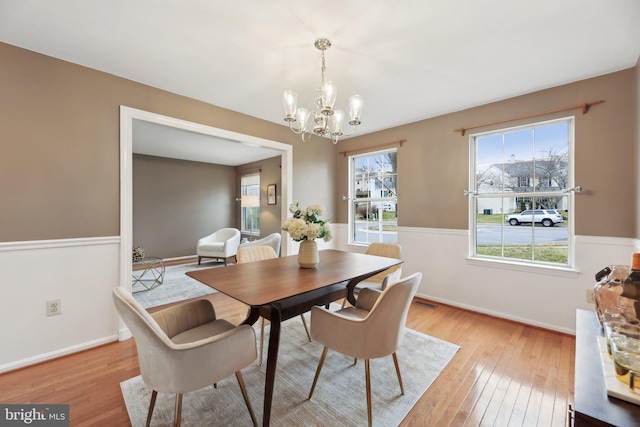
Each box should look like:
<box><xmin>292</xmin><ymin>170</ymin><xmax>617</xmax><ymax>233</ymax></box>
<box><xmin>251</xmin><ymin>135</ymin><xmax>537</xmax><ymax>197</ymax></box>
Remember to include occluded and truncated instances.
<box><xmin>300</xmin><ymin>314</ymin><xmax>311</xmax><ymax>342</ymax></box>
<box><xmin>145</xmin><ymin>390</ymin><xmax>157</xmax><ymax>427</ymax></box>
<box><xmin>173</xmin><ymin>393</ymin><xmax>183</xmax><ymax>427</ymax></box>
<box><xmin>198</xmin><ymin>256</ymin><xmax>202</xmax><ymax>265</ymax></box>
<box><xmin>236</xmin><ymin>371</ymin><xmax>258</xmax><ymax>427</ymax></box>
<box><xmin>259</xmin><ymin>317</ymin><xmax>265</xmax><ymax>366</ymax></box>
<box><xmin>365</xmin><ymin>359</ymin><xmax>372</xmax><ymax>427</ymax></box>
<box><xmin>392</xmin><ymin>352</ymin><xmax>405</xmax><ymax>395</ymax></box>
<box><xmin>309</xmin><ymin>346</ymin><xmax>329</xmax><ymax>399</ymax></box>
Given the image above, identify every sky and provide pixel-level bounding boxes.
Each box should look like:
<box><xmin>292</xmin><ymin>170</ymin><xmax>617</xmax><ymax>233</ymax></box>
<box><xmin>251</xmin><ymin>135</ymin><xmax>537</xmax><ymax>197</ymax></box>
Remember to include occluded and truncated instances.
<box><xmin>475</xmin><ymin>120</ymin><xmax>570</xmax><ymax>166</ymax></box>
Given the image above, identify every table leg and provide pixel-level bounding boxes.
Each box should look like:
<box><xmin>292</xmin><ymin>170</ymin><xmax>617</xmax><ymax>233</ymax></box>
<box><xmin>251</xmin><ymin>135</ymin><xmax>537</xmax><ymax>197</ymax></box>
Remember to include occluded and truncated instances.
<box><xmin>242</xmin><ymin>307</ymin><xmax>261</xmax><ymax>326</ymax></box>
<box><xmin>346</xmin><ymin>277</ymin><xmax>366</xmax><ymax>306</ymax></box>
<box><xmin>262</xmin><ymin>305</ymin><xmax>281</xmax><ymax>427</ymax></box>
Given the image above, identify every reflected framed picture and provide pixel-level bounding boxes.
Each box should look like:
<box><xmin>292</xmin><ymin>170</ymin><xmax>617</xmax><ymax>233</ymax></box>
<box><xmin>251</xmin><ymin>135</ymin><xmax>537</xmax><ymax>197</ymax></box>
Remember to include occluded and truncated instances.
<box><xmin>267</xmin><ymin>184</ymin><xmax>276</xmax><ymax>205</ymax></box>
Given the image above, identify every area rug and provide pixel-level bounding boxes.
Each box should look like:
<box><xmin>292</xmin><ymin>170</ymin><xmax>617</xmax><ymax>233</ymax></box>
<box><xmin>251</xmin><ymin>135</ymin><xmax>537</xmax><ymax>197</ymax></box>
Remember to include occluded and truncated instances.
<box><xmin>133</xmin><ymin>261</ymin><xmax>222</xmax><ymax>309</ymax></box>
<box><xmin>121</xmin><ymin>311</ymin><xmax>460</xmax><ymax>426</ymax></box>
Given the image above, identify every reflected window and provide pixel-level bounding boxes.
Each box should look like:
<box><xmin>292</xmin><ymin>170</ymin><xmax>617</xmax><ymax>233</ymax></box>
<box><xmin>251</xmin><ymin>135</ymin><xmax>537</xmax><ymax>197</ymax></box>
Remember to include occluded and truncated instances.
<box><xmin>240</xmin><ymin>173</ymin><xmax>260</xmax><ymax>236</ymax></box>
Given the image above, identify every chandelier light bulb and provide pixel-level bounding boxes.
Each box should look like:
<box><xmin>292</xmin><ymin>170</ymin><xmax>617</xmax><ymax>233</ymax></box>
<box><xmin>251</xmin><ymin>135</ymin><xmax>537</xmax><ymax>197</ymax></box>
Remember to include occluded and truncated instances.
<box><xmin>348</xmin><ymin>94</ymin><xmax>363</xmax><ymax>125</ymax></box>
<box><xmin>283</xmin><ymin>38</ymin><xmax>362</xmax><ymax>143</ymax></box>
<box><xmin>283</xmin><ymin>90</ymin><xmax>297</xmax><ymax>122</ymax></box>
<box><xmin>295</xmin><ymin>107</ymin><xmax>310</xmax><ymax>133</ymax></box>
<box><xmin>320</xmin><ymin>80</ymin><xmax>337</xmax><ymax>114</ymax></box>
<box><xmin>331</xmin><ymin>110</ymin><xmax>344</xmax><ymax>139</ymax></box>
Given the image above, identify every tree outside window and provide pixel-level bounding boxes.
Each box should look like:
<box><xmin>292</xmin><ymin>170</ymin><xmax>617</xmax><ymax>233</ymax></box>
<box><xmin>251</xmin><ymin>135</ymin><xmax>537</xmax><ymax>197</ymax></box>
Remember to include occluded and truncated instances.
<box><xmin>471</xmin><ymin>118</ymin><xmax>573</xmax><ymax>266</ymax></box>
<box><xmin>350</xmin><ymin>149</ymin><xmax>397</xmax><ymax>244</ymax></box>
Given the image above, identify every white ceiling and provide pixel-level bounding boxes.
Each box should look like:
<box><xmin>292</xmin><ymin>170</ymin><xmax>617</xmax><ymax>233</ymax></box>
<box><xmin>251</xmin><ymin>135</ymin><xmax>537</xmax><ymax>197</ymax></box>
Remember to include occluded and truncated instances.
<box><xmin>1</xmin><ymin>1</ymin><xmax>639</xmax><ymax>163</ymax></box>
<box><xmin>133</xmin><ymin>120</ymin><xmax>283</xmax><ymax>166</ymax></box>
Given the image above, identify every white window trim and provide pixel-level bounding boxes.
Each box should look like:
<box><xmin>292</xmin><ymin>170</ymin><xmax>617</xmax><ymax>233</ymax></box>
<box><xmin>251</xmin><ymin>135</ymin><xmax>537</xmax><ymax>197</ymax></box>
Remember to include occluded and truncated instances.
<box><xmin>240</xmin><ymin>173</ymin><xmax>260</xmax><ymax>236</ymax></box>
<box><xmin>467</xmin><ymin>116</ymin><xmax>576</xmax><ymax>271</ymax></box>
<box><xmin>348</xmin><ymin>148</ymin><xmax>398</xmax><ymax>245</ymax></box>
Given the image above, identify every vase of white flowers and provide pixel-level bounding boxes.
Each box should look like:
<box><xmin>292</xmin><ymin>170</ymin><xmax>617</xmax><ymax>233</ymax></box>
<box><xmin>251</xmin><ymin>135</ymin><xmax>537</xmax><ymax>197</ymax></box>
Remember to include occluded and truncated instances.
<box><xmin>282</xmin><ymin>201</ymin><xmax>331</xmax><ymax>268</ymax></box>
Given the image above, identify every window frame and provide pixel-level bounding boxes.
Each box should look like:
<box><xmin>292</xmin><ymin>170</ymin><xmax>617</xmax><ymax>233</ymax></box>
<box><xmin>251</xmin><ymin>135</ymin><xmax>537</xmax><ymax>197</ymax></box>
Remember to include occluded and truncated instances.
<box><xmin>240</xmin><ymin>173</ymin><xmax>260</xmax><ymax>236</ymax></box>
<box><xmin>468</xmin><ymin>117</ymin><xmax>576</xmax><ymax>271</ymax></box>
<box><xmin>348</xmin><ymin>148</ymin><xmax>398</xmax><ymax>246</ymax></box>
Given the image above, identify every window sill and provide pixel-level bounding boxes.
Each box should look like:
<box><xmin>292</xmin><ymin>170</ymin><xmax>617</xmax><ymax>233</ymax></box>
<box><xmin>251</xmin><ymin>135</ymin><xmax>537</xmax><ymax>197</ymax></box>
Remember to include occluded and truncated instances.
<box><xmin>466</xmin><ymin>256</ymin><xmax>579</xmax><ymax>278</ymax></box>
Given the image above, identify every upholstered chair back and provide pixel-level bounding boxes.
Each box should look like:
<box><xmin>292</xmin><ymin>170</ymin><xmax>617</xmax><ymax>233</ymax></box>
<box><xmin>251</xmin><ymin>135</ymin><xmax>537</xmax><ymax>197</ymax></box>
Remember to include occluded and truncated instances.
<box><xmin>311</xmin><ymin>272</ymin><xmax>421</xmax><ymax>360</ymax></box>
<box><xmin>239</xmin><ymin>232</ymin><xmax>282</xmax><ymax>256</ymax></box>
<box><xmin>237</xmin><ymin>245</ymin><xmax>278</xmax><ymax>263</ymax></box>
<box><xmin>364</xmin><ymin>243</ymin><xmax>403</xmax><ymax>285</ymax></box>
<box><xmin>112</xmin><ymin>287</ymin><xmax>256</xmax><ymax>393</ymax></box>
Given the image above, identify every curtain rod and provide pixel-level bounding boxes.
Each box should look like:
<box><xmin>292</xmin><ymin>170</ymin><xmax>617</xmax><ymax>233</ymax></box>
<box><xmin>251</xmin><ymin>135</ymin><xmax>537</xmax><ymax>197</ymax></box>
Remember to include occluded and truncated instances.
<box><xmin>237</xmin><ymin>168</ymin><xmax>261</xmax><ymax>176</ymax></box>
<box><xmin>454</xmin><ymin>100</ymin><xmax>604</xmax><ymax>136</ymax></box>
<box><xmin>338</xmin><ymin>139</ymin><xmax>406</xmax><ymax>157</ymax></box>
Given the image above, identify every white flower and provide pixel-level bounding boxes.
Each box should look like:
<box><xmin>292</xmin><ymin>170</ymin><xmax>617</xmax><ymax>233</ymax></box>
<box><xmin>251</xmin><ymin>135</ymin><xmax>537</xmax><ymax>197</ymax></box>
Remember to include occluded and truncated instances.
<box><xmin>307</xmin><ymin>203</ymin><xmax>324</xmax><ymax>216</ymax></box>
<box><xmin>282</xmin><ymin>202</ymin><xmax>331</xmax><ymax>242</ymax></box>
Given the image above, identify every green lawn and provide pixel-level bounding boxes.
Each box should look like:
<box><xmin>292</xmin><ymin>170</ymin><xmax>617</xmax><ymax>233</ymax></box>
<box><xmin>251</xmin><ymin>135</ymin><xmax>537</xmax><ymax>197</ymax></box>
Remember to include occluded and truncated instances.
<box><xmin>477</xmin><ymin>243</ymin><xmax>568</xmax><ymax>264</ymax></box>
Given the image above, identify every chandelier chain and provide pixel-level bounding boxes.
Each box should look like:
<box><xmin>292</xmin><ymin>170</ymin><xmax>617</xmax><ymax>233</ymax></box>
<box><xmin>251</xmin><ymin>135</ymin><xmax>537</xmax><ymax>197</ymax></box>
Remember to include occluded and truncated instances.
<box><xmin>320</xmin><ymin>49</ymin><xmax>326</xmax><ymax>87</ymax></box>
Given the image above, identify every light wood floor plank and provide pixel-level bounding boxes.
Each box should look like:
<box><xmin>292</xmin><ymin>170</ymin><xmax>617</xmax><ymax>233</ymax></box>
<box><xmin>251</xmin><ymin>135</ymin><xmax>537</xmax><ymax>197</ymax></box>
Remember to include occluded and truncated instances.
<box><xmin>0</xmin><ymin>295</ymin><xmax>576</xmax><ymax>426</ymax></box>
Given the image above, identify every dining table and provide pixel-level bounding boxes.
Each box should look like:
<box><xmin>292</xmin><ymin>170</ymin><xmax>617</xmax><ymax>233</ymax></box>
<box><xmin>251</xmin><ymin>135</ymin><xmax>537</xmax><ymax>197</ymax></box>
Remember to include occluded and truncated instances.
<box><xmin>186</xmin><ymin>248</ymin><xmax>403</xmax><ymax>426</ymax></box>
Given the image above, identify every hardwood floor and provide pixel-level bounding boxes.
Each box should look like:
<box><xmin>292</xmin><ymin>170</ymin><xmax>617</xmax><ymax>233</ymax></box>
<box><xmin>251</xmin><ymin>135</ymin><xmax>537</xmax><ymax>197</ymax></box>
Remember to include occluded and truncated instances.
<box><xmin>0</xmin><ymin>294</ymin><xmax>575</xmax><ymax>426</ymax></box>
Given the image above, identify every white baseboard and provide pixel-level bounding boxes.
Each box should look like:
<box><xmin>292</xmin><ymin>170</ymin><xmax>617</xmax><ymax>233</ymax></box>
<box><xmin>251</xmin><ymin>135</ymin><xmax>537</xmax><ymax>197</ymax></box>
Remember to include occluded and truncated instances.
<box><xmin>0</xmin><ymin>335</ymin><xmax>119</xmax><ymax>374</ymax></box>
<box><xmin>415</xmin><ymin>291</ymin><xmax>577</xmax><ymax>335</ymax></box>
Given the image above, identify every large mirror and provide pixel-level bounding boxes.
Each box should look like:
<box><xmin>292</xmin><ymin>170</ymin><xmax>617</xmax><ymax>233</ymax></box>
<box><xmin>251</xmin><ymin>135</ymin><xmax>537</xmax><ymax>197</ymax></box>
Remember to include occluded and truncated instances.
<box><xmin>119</xmin><ymin>106</ymin><xmax>293</xmax><ymax>291</ymax></box>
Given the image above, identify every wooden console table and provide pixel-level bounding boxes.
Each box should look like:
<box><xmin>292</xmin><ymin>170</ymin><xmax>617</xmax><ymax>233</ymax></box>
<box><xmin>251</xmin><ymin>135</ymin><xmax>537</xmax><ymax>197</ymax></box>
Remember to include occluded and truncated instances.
<box><xmin>572</xmin><ymin>309</ymin><xmax>640</xmax><ymax>426</ymax></box>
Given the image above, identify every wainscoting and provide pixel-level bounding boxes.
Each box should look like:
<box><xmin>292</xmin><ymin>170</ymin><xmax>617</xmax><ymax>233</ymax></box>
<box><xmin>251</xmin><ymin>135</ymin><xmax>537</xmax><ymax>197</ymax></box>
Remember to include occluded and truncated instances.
<box><xmin>1</xmin><ymin>229</ymin><xmax>638</xmax><ymax>373</ymax></box>
<box><xmin>331</xmin><ymin>224</ymin><xmax>640</xmax><ymax>334</ymax></box>
<box><xmin>0</xmin><ymin>237</ymin><xmax>120</xmax><ymax>373</ymax></box>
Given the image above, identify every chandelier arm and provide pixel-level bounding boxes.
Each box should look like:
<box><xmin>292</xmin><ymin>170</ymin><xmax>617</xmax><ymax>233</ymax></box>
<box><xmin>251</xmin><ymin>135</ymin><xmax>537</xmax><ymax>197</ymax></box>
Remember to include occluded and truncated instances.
<box><xmin>288</xmin><ymin>121</ymin><xmax>304</xmax><ymax>135</ymax></box>
<box><xmin>339</xmin><ymin>124</ymin><xmax>358</xmax><ymax>137</ymax></box>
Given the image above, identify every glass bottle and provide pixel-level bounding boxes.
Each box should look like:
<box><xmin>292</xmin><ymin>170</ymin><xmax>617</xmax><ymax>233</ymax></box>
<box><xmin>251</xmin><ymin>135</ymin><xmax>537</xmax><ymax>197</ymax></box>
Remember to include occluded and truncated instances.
<box><xmin>620</xmin><ymin>253</ymin><xmax>640</xmax><ymax>322</ymax></box>
<box><xmin>594</xmin><ymin>264</ymin><xmax>634</xmax><ymax>326</ymax></box>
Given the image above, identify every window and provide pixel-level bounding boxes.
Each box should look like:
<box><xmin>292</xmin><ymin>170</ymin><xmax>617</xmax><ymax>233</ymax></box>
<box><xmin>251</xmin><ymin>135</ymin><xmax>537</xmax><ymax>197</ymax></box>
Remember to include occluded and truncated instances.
<box><xmin>470</xmin><ymin>118</ymin><xmax>574</xmax><ymax>267</ymax></box>
<box><xmin>240</xmin><ymin>173</ymin><xmax>260</xmax><ymax>236</ymax></box>
<box><xmin>349</xmin><ymin>149</ymin><xmax>397</xmax><ymax>244</ymax></box>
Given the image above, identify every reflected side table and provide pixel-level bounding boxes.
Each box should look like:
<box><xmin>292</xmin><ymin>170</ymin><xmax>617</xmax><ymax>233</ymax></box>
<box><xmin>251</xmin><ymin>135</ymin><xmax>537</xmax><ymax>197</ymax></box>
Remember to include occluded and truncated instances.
<box><xmin>132</xmin><ymin>257</ymin><xmax>165</xmax><ymax>293</ymax></box>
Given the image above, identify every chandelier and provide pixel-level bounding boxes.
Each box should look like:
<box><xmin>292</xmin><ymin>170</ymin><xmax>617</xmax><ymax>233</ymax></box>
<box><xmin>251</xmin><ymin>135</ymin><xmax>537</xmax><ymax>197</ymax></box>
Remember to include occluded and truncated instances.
<box><xmin>283</xmin><ymin>38</ymin><xmax>363</xmax><ymax>144</ymax></box>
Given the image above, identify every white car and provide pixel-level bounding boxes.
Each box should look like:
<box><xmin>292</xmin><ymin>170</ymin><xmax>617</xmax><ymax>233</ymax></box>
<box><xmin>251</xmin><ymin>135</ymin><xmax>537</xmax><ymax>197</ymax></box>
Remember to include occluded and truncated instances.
<box><xmin>505</xmin><ymin>209</ymin><xmax>564</xmax><ymax>227</ymax></box>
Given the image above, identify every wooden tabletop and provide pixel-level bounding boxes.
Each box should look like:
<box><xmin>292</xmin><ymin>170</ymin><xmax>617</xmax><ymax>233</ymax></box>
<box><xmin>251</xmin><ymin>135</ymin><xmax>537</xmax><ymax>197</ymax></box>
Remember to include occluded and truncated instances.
<box><xmin>187</xmin><ymin>249</ymin><xmax>402</xmax><ymax>306</ymax></box>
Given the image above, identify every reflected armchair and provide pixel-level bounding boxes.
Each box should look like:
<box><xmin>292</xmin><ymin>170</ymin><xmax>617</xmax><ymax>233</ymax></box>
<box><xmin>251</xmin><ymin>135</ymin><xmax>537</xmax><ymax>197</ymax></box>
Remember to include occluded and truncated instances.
<box><xmin>238</xmin><ymin>232</ymin><xmax>282</xmax><ymax>256</ymax></box>
<box><xmin>197</xmin><ymin>228</ymin><xmax>241</xmax><ymax>265</ymax></box>
<box><xmin>112</xmin><ymin>287</ymin><xmax>258</xmax><ymax>427</ymax></box>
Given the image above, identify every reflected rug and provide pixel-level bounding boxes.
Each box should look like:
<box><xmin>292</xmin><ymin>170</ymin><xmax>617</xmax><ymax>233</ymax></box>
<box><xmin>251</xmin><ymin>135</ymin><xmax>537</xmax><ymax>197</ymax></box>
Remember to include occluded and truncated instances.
<box><xmin>121</xmin><ymin>312</ymin><xmax>460</xmax><ymax>426</ymax></box>
<box><xmin>133</xmin><ymin>261</ymin><xmax>222</xmax><ymax>309</ymax></box>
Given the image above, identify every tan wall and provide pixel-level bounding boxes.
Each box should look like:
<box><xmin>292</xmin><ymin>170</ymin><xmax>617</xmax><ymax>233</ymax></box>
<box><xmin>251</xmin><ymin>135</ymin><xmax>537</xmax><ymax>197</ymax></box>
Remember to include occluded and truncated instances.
<box><xmin>1</xmin><ymin>41</ymin><xmax>636</xmax><ymax>242</ymax></box>
<box><xmin>0</xmin><ymin>42</ymin><xmax>337</xmax><ymax>242</ymax></box>
<box><xmin>133</xmin><ymin>154</ymin><xmax>236</xmax><ymax>258</ymax></box>
<box><xmin>335</xmin><ymin>69</ymin><xmax>638</xmax><ymax>238</ymax></box>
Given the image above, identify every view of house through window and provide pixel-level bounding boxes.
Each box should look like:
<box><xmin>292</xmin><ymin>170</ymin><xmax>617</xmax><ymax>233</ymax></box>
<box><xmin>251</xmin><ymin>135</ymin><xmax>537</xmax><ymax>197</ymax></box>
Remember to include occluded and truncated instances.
<box><xmin>471</xmin><ymin>118</ymin><xmax>573</xmax><ymax>266</ymax></box>
<box><xmin>349</xmin><ymin>149</ymin><xmax>398</xmax><ymax>244</ymax></box>
<box><xmin>240</xmin><ymin>173</ymin><xmax>260</xmax><ymax>236</ymax></box>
